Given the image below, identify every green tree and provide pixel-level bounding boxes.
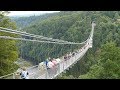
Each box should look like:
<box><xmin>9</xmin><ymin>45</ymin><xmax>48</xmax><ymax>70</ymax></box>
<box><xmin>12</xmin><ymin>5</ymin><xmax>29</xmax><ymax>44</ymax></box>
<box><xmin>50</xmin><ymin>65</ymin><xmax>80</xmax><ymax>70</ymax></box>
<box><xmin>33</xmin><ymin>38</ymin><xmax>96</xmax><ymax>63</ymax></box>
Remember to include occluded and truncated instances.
<box><xmin>79</xmin><ymin>42</ymin><xmax>120</xmax><ymax>79</ymax></box>
<box><xmin>0</xmin><ymin>11</ymin><xmax>19</xmax><ymax>76</ymax></box>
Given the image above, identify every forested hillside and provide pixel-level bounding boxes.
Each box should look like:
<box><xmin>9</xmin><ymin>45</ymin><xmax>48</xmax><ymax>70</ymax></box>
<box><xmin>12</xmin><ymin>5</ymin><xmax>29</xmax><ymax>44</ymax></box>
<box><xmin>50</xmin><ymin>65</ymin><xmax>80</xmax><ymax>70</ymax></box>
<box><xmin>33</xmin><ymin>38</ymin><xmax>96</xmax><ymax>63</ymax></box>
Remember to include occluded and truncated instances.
<box><xmin>1</xmin><ymin>11</ymin><xmax>120</xmax><ymax>79</ymax></box>
<box><xmin>0</xmin><ymin>11</ymin><xmax>19</xmax><ymax>76</ymax></box>
<box><xmin>10</xmin><ymin>12</ymin><xmax>60</xmax><ymax>29</ymax></box>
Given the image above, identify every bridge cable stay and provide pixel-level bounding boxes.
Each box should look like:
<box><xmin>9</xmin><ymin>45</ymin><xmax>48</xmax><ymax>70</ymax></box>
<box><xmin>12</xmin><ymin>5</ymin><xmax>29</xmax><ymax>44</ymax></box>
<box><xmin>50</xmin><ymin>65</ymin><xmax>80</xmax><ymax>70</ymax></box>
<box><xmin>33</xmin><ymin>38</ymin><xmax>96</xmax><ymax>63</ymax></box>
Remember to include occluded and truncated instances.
<box><xmin>47</xmin><ymin>43</ymin><xmax>52</xmax><ymax>59</ymax></box>
<box><xmin>37</xmin><ymin>43</ymin><xmax>40</xmax><ymax>65</ymax></box>
<box><xmin>33</xmin><ymin>41</ymin><xmax>35</xmax><ymax>64</ymax></box>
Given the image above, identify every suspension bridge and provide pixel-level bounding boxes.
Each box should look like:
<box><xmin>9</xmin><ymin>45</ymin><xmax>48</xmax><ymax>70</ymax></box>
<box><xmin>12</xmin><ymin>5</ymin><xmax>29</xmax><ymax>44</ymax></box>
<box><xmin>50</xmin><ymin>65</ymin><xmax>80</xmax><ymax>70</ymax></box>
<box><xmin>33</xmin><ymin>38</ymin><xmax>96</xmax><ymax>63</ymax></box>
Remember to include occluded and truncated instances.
<box><xmin>0</xmin><ymin>22</ymin><xmax>96</xmax><ymax>79</ymax></box>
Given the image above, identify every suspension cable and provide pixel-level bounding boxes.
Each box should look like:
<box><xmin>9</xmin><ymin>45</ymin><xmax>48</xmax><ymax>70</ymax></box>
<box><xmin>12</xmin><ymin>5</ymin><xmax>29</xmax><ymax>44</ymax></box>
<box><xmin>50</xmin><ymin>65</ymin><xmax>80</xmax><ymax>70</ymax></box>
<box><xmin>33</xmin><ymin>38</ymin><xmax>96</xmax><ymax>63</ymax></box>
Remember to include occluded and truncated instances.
<box><xmin>0</xmin><ymin>26</ymin><xmax>90</xmax><ymax>44</ymax></box>
<box><xmin>0</xmin><ymin>27</ymin><xmax>77</xmax><ymax>43</ymax></box>
<box><xmin>0</xmin><ymin>36</ymin><xmax>87</xmax><ymax>45</ymax></box>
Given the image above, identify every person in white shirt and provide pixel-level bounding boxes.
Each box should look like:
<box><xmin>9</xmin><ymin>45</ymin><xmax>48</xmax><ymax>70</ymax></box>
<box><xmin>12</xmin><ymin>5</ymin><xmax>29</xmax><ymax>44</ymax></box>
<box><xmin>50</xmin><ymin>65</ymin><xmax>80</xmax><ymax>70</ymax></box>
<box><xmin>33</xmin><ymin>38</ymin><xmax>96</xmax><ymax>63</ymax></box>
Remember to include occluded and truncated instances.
<box><xmin>20</xmin><ymin>67</ymin><xmax>29</xmax><ymax>79</ymax></box>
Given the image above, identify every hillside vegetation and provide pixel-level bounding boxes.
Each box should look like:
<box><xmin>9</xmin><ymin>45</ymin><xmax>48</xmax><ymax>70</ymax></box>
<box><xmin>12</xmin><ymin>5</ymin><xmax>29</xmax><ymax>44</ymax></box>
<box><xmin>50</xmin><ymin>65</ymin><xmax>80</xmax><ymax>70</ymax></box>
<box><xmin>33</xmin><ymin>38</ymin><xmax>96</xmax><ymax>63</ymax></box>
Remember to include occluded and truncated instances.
<box><xmin>0</xmin><ymin>11</ymin><xmax>19</xmax><ymax>76</ymax></box>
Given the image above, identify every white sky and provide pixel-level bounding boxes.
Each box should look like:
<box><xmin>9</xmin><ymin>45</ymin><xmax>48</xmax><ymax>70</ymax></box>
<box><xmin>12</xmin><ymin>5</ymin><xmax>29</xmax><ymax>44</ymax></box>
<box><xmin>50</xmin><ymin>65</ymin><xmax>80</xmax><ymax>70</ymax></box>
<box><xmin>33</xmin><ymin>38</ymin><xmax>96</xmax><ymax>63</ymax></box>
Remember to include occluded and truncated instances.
<box><xmin>8</xmin><ymin>11</ymin><xmax>60</xmax><ymax>16</ymax></box>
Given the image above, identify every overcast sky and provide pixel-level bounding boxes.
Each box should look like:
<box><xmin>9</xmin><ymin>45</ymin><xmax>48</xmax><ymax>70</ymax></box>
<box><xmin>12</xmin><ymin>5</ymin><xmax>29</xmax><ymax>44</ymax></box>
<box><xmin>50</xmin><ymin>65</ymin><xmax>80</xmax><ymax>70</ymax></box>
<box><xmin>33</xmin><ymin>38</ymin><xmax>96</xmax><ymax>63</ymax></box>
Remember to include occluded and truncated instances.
<box><xmin>8</xmin><ymin>11</ymin><xmax>60</xmax><ymax>16</ymax></box>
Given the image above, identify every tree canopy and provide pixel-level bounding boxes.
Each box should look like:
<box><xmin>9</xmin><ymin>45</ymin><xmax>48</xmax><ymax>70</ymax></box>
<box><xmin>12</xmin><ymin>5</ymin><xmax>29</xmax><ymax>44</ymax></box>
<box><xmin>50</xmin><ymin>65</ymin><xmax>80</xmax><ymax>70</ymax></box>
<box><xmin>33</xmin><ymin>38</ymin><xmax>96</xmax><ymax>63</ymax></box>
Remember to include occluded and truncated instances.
<box><xmin>0</xmin><ymin>11</ymin><xmax>19</xmax><ymax>76</ymax></box>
